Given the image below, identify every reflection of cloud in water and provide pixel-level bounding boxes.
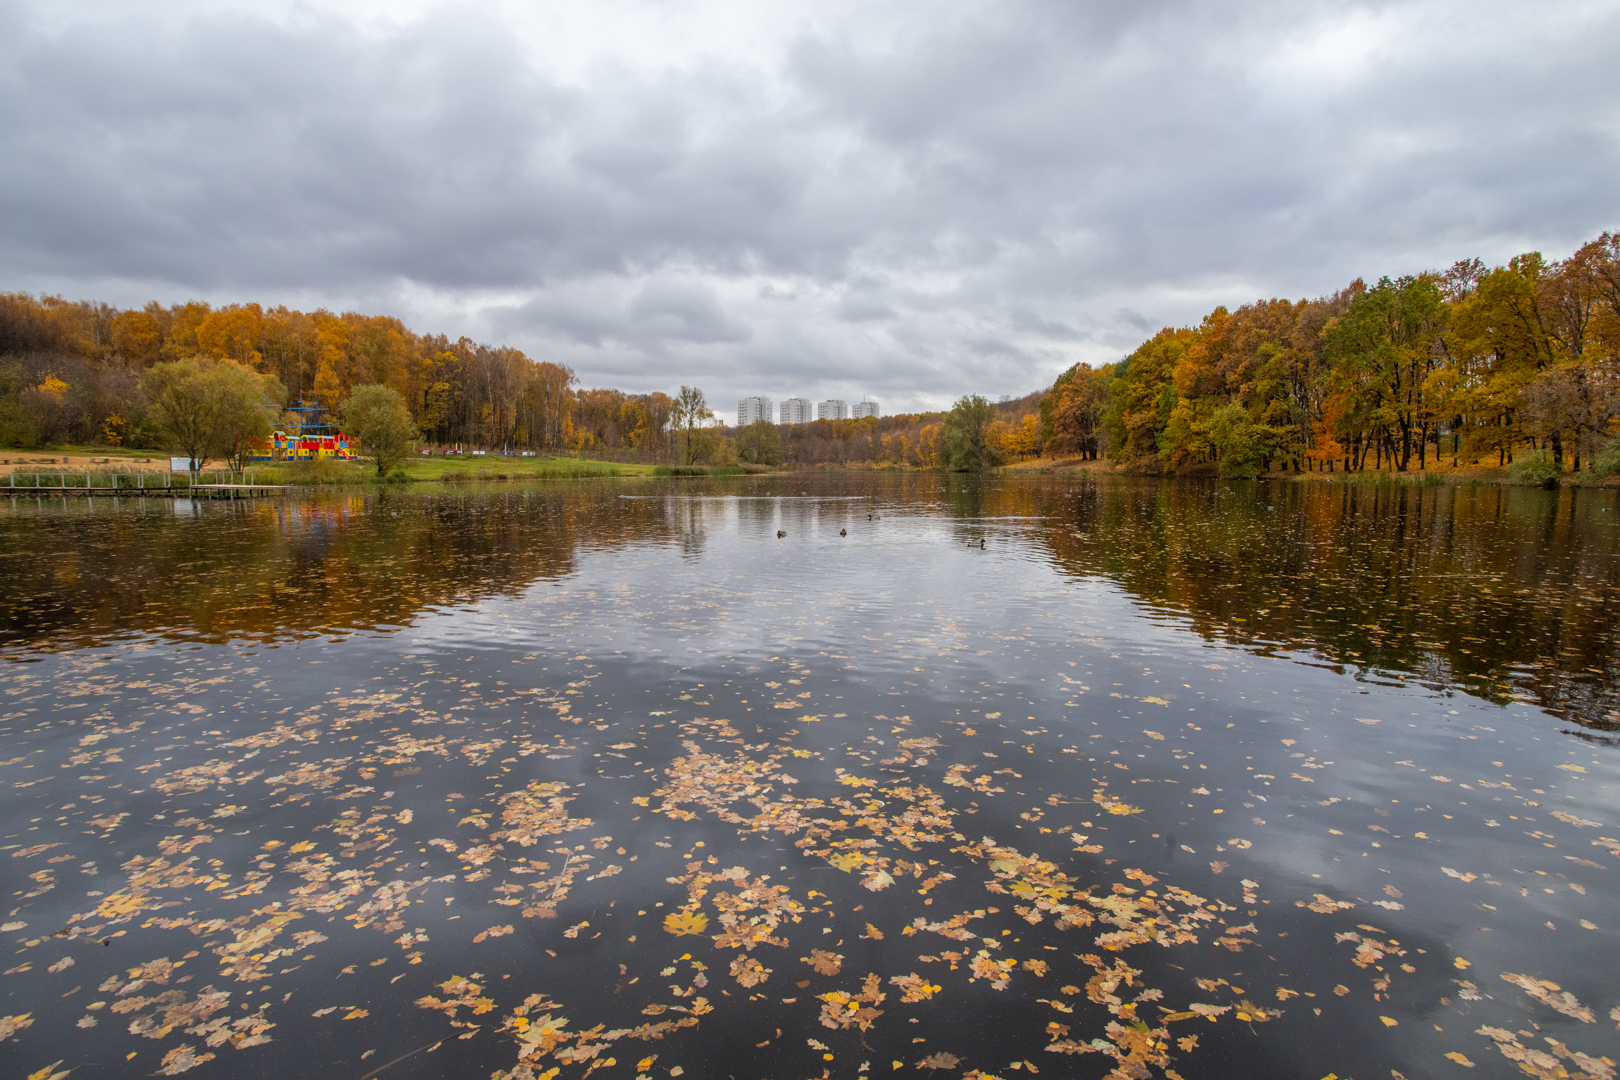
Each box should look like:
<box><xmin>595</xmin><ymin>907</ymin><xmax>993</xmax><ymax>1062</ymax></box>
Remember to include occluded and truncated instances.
<box><xmin>0</xmin><ymin>473</ymin><xmax>1615</xmax><ymax>1079</ymax></box>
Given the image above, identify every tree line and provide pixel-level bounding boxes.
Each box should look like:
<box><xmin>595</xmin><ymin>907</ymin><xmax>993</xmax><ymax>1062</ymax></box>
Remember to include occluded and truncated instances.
<box><xmin>1049</xmin><ymin>232</ymin><xmax>1620</xmax><ymax>477</ymax></box>
<box><xmin>0</xmin><ymin>292</ymin><xmax>1040</xmax><ymax>468</ymax></box>
<box><xmin>3</xmin><ymin>230</ymin><xmax>1615</xmax><ymax>475</ymax></box>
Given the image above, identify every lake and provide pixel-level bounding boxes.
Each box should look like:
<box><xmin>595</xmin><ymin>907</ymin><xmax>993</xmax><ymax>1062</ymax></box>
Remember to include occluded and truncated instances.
<box><xmin>1</xmin><ymin>473</ymin><xmax>1616</xmax><ymax>1079</ymax></box>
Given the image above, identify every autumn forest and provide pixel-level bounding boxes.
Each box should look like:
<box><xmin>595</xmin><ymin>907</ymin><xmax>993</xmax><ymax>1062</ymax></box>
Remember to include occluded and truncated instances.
<box><xmin>2</xmin><ymin>231</ymin><xmax>1617</xmax><ymax>475</ymax></box>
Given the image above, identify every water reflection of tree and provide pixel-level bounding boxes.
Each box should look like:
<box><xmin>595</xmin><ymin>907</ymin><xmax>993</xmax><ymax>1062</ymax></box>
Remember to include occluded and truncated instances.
<box><xmin>0</xmin><ymin>486</ymin><xmax>679</xmax><ymax>650</ymax></box>
<box><xmin>1000</xmin><ymin>478</ymin><xmax>1620</xmax><ymax>735</ymax></box>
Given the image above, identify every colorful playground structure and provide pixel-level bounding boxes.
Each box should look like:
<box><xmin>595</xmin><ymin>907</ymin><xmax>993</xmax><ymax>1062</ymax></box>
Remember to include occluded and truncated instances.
<box><xmin>246</xmin><ymin>396</ymin><xmax>356</xmax><ymax>461</ymax></box>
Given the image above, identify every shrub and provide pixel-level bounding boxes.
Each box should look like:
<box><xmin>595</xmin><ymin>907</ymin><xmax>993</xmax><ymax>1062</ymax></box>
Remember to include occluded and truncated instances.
<box><xmin>1591</xmin><ymin>439</ymin><xmax>1620</xmax><ymax>478</ymax></box>
<box><xmin>1505</xmin><ymin>450</ymin><xmax>1559</xmax><ymax>488</ymax></box>
<box><xmin>286</xmin><ymin>458</ymin><xmax>354</xmax><ymax>486</ymax></box>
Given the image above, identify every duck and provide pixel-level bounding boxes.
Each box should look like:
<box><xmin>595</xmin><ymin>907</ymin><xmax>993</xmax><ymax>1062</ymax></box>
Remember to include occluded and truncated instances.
<box><xmin>777</xmin><ymin>530</ymin><xmax>786</xmax><ymax>538</ymax></box>
<box><xmin>840</xmin><ymin>528</ymin><xmax>847</xmax><ymax>536</ymax></box>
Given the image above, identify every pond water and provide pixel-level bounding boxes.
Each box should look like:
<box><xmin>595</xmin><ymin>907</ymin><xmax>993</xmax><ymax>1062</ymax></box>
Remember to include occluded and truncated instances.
<box><xmin>1</xmin><ymin>474</ymin><xmax>1616</xmax><ymax>1080</ymax></box>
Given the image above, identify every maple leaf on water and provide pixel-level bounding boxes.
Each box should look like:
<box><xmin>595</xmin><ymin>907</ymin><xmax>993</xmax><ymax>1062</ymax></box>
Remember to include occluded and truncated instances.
<box><xmin>1234</xmin><ymin>999</ymin><xmax>1282</xmax><ymax>1023</ymax></box>
<box><xmin>917</xmin><ymin>1052</ymin><xmax>961</xmax><ymax>1070</ymax></box>
<box><xmin>663</xmin><ymin>911</ymin><xmax>709</xmax><ymax>936</ymax></box>
<box><xmin>803</xmin><ymin>950</ymin><xmax>843</xmax><ymax>976</ymax></box>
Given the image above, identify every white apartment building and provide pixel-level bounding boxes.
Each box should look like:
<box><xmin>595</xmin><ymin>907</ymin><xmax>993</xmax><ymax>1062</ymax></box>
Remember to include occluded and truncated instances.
<box><xmin>852</xmin><ymin>400</ymin><xmax>880</xmax><ymax>418</ymax></box>
<box><xmin>737</xmin><ymin>396</ymin><xmax>772</xmax><ymax>426</ymax></box>
<box><xmin>780</xmin><ymin>398</ymin><xmax>814</xmax><ymax>424</ymax></box>
<box><xmin>817</xmin><ymin>399</ymin><xmax>849</xmax><ymax>420</ymax></box>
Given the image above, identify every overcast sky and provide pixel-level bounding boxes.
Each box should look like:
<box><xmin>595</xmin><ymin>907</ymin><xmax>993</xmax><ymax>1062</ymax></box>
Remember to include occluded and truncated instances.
<box><xmin>2</xmin><ymin>0</ymin><xmax>1617</xmax><ymax>413</ymax></box>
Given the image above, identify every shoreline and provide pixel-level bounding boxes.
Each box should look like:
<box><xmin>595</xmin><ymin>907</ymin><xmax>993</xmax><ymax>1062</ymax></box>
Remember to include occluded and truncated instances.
<box><xmin>6</xmin><ymin>447</ymin><xmax>1618</xmax><ymax>489</ymax></box>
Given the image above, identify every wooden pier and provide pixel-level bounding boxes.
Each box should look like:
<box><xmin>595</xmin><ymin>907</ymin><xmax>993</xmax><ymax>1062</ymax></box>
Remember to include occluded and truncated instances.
<box><xmin>6</xmin><ymin>473</ymin><xmax>289</xmax><ymax>499</ymax></box>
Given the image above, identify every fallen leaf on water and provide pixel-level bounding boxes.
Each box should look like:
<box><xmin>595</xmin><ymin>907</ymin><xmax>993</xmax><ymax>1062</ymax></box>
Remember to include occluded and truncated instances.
<box><xmin>803</xmin><ymin>950</ymin><xmax>843</xmax><ymax>976</ymax></box>
<box><xmin>663</xmin><ymin>911</ymin><xmax>709</xmax><ymax>936</ymax></box>
<box><xmin>863</xmin><ymin>923</ymin><xmax>884</xmax><ymax>941</ymax></box>
<box><xmin>157</xmin><ymin>1045</ymin><xmax>215</xmax><ymax>1075</ymax></box>
<box><xmin>1379</xmin><ymin>1016</ymin><xmax>1398</xmax><ymax>1027</ymax></box>
<box><xmin>1298</xmin><ymin>894</ymin><xmax>1354</xmax><ymax>914</ymax></box>
<box><xmin>1498</xmin><ymin>973</ymin><xmax>1595</xmax><ymax>1022</ymax></box>
<box><xmin>1236</xmin><ymin>1000</ymin><xmax>1282</xmax><ymax>1023</ymax></box>
<box><xmin>1444</xmin><ymin>1052</ymin><xmax>1474</xmax><ymax>1067</ymax></box>
<box><xmin>1550</xmin><ymin>810</ymin><xmax>1601</xmax><ymax>828</ymax></box>
<box><xmin>1188</xmin><ymin>1003</ymin><xmax>1230</xmax><ymax>1020</ymax></box>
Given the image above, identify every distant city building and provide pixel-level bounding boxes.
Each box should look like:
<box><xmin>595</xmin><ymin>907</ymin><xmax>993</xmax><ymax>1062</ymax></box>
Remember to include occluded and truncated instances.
<box><xmin>780</xmin><ymin>398</ymin><xmax>814</xmax><ymax>424</ymax></box>
<box><xmin>737</xmin><ymin>396</ymin><xmax>772</xmax><ymax>426</ymax></box>
<box><xmin>817</xmin><ymin>399</ymin><xmax>849</xmax><ymax>420</ymax></box>
<box><xmin>852</xmin><ymin>400</ymin><xmax>880</xmax><ymax>418</ymax></box>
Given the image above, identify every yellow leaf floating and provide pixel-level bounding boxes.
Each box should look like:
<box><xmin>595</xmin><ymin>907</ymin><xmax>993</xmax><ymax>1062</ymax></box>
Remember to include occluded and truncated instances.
<box><xmin>663</xmin><ymin>911</ymin><xmax>709</xmax><ymax>936</ymax></box>
<box><xmin>1379</xmin><ymin>1015</ymin><xmax>1398</xmax><ymax>1027</ymax></box>
<box><xmin>288</xmin><ymin>841</ymin><xmax>316</xmax><ymax>854</ymax></box>
<box><xmin>1444</xmin><ymin>1051</ymin><xmax>1475</xmax><ymax>1067</ymax></box>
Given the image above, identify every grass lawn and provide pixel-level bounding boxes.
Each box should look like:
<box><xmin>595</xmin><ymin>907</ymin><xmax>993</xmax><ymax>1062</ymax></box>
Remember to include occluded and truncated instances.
<box><xmin>383</xmin><ymin>454</ymin><xmax>660</xmax><ymax>480</ymax></box>
<box><xmin>1</xmin><ymin>445</ymin><xmax>663</xmax><ymax>482</ymax></box>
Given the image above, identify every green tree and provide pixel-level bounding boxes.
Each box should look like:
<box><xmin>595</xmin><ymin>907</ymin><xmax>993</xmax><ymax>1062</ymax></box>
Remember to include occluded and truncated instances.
<box><xmin>674</xmin><ymin>385</ymin><xmax>712</xmax><ymax>465</ymax></box>
<box><xmin>943</xmin><ymin>394</ymin><xmax>998</xmax><ymax>471</ymax></box>
<box><xmin>341</xmin><ymin>384</ymin><xmax>418</xmax><ymax>476</ymax></box>
<box><xmin>735</xmin><ymin>418</ymin><xmax>782</xmax><ymax>465</ymax></box>
<box><xmin>1324</xmin><ymin>274</ymin><xmax>1448</xmax><ymax>470</ymax></box>
<box><xmin>1205</xmin><ymin>402</ymin><xmax>1276</xmax><ymax>478</ymax></box>
<box><xmin>140</xmin><ymin>357</ymin><xmax>283</xmax><ymax>477</ymax></box>
<box><xmin>214</xmin><ymin>362</ymin><xmax>286</xmax><ymax>471</ymax></box>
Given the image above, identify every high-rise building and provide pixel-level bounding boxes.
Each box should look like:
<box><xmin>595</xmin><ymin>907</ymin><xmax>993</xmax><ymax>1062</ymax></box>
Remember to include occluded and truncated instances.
<box><xmin>852</xmin><ymin>400</ymin><xmax>880</xmax><ymax>418</ymax></box>
<box><xmin>817</xmin><ymin>400</ymin><xmax>849</xmax><ymax>420</ymax></box>
<box><xmin>737</xmin><ymin>396</ymin><xmax>772</xmax><ymax>426</ymax></box>
<box><xmin>780</xmin><ymin>398</ymin><xmax>814</xmax><ymax>424</ymax></box>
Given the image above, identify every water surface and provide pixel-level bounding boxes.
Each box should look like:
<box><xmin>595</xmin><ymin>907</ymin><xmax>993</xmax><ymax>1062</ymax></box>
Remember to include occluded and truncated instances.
<box><xmin>1</xmin><ymin>474</ymin><xmax>1616</xmax><ymax>1079</ymax></box>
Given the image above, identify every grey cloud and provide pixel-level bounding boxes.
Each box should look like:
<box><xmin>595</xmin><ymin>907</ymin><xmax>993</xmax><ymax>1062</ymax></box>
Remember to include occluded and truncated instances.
<box><xmin>1</xmin><ymin>0</ymin><xmax>1617</xmax><ymax>413</ymax></box>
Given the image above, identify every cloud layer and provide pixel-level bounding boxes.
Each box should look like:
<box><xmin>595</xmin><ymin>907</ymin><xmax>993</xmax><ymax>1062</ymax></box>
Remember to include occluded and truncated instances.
<box><xmin>3</xmin><ymin>0</ymin><xmax>1617</xmax><ymax>412</ymax></box>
